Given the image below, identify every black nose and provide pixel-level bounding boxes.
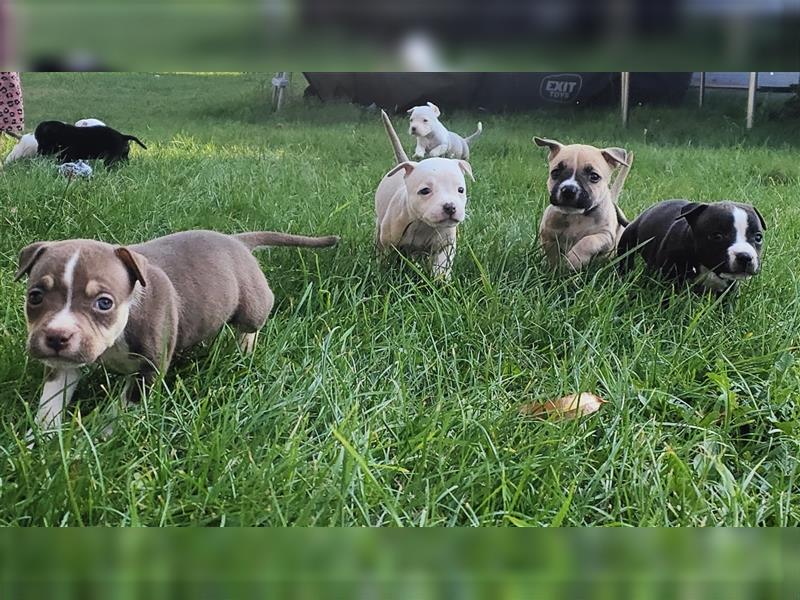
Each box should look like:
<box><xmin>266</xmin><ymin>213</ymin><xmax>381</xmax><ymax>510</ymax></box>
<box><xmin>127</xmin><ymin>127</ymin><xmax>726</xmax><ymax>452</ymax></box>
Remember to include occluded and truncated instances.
<box><xmin>735</xmin><ymin>253</ymin><xmax>753</xmax><ymax>265</ymax></box>
<box><xmin>411</xmin><ymin>126</ymin><xmax>417</xmax><ymax>133</ymax></box>
<box><xmin>443</xmin><ymin>203</ymin><xmax>456</xmax><ymax>216</ymax></box>
<box><xmin>560</xmin><ymin>185</ymin><xmax>577</xmax><ymax>201</ymax></box>
<box><xmin>45</xmin><ymin>331</ymin><xmax>73</xmax><ymax>352</ymax></box>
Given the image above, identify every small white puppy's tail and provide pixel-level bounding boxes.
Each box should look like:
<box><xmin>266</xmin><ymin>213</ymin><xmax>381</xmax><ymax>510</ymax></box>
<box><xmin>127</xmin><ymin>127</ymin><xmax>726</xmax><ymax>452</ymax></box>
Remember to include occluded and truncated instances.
<box><xmin>381</xmin><ymin>110</ymin><xmax>409</xmax><ymax>164</ymax></box>
<box><xmin>610</xmin><ymin>151</ymin><xmax>634</xmax><ymax>226</ymax></box>
<box><xmin>4</xmin><ymin>133</ymin><xmax>39</xmax><ymax>165</ymax></box>
<box><xmin>465</xmin><ymin>122</ymin><xmax>483</xmax><ymax>145</ymax></box>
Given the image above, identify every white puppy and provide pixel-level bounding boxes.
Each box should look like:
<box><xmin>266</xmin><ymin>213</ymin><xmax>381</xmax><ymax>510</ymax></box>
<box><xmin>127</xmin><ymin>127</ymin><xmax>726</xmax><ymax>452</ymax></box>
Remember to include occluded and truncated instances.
<box><xmin>376</xmin><ymin>111</ymin><xmax>474</xmax><ymax>279</ymax></box>
<box><xmin>408</xmin><ymin>102</ymin><xmax>482</xmax><ymax>160</ymax></box>
<box><xmin>4</xmin><ymin>118</ymin><xmax>106</xmax><ymax>165</ymax></box>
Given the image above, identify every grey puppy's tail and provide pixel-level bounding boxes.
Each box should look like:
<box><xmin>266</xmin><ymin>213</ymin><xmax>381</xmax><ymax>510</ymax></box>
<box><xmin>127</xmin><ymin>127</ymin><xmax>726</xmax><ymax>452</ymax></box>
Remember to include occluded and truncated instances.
<box><xmin>235</xmin><ymin>231</ymin><xmax>340</xmax><ymax>250</ymax></box>
<box><xmin>465</xmin><ymin>122</ymin><xmax>483</xmax><ymax>145</ymax></box>
<box><xmin>381</xmin><ymin>110</ymin><xmax>409</xmax><ymax>164</ymax></box>
<box><xmin>610</xmin><ymin>151</ymin><xmax>634</xmax><ymax>226</ymax></box>
<box><xmin>125</xmin><ymin>135</ymin><xmax>147</xmax><ymax>149</ymax></box>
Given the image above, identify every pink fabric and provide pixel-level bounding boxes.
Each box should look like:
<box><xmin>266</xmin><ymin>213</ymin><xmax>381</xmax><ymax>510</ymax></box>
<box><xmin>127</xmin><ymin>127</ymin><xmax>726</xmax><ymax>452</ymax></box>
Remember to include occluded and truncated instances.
<box><xmin>0</xmin><ymin>72</ymin><xmax>23</xmax><ymax>133</ymax></box>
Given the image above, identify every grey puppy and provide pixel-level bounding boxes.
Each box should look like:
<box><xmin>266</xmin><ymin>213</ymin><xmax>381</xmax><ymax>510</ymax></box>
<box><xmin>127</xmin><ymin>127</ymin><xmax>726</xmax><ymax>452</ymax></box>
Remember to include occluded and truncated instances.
<box><xmin>618</xmin><ymin>199</ymin><xmax>766</xmax><ymax>294</ymax></box>
<box><xmin>16</xmin><ymin>229</ymin><xmax>339</xmax><ymax>440</ymax></box>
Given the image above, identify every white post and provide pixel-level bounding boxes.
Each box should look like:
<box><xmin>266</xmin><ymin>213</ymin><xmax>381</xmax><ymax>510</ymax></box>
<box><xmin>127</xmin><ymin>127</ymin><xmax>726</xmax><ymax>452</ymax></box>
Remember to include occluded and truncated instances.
<box><xmin>620</xmin><ymin>72</ymin><xmax>630</xmax><ymax>127</ymax></box>
<box><xmin>698</xmin><ymin>72</ymin><xmax>706</xmax><ymax>108</ymax></box>
<box><xmin>746</xmin><ymin>72</ymin><xmax>757</xmax><ymax>129</ymax></box>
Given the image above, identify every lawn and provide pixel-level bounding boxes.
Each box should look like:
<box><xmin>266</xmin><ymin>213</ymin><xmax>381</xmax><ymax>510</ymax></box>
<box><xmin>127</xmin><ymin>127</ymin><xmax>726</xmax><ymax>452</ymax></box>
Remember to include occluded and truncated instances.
<box><xmin>0</xmin><ymin>73</ymin><xmax>799</xmax><ymax>526</ymax></box>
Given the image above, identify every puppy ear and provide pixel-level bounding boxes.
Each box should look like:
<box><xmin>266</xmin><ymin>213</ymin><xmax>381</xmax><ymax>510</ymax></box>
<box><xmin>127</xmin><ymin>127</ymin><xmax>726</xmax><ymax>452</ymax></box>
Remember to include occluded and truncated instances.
<box><xmin>15</xmin><ymin>242</ymin><xmax>50</xmax><ymax>281</ymax></box>
<box><xmin>533</xmin><ymin>136</ymin><xmax>563</xmax><ymax>162</ymax></box>
<box><xmin>426</xmin><ymin>102</ymin><xmax>441</xmax><ymax>117</ymax></box>
<box><xmin>751</xmin><ymin>206</ymin><xmax>767</xmax><ymax>230</ymax></box>
<box><xmin>114</xmin><ymin>247</ymin><xmax>148</xmax><ymax>288</ymax></box>
<box><xmin>457</xmin><ymin>160</ymin><xmax>474</xmax><ymax>182</ymax></box>
<box><xmin>407</xmin><ymin>107</ymin><xmax>415</xmax><ymax>114</ymax></box>
<box><xmin>676</xmin><ymin>202</ymin><xmax>709</xmax><ymax>225</ymax></box>
<box><xmin>601</xmin><ymin>147</ymin><xmax>629</xmax><ymax>168</ymax></box>
<box><xmin>386</xmin><ymin>161</ymin><xmax>417</xmax><ymax>178</ymax></box>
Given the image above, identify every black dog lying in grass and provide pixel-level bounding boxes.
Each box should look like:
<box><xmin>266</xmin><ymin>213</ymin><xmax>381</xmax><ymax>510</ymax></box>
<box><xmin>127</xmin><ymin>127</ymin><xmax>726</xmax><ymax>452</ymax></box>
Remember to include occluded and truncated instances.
<box><xmin>35</xmin><ymin>121</ymin><xmax>147</xmax><ymax>168</ymax></box>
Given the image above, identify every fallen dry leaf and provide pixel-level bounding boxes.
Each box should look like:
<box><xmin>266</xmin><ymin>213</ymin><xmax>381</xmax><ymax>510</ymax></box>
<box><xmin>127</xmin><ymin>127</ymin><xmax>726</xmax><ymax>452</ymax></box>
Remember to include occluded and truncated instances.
<box><xmin>520</xmin><ymin>392</ymin><xmax>606</xmax><ymax>421</ymax></box>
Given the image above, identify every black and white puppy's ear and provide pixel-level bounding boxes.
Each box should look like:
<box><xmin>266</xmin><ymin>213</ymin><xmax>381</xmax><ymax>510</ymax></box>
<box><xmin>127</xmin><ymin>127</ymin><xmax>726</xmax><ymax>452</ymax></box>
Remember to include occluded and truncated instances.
<box><xmin>676</xmin><ymin>202</ymin><xmax>709</xmax><ymax>226</ymax></box>
<box><xmin>751</xmin><ymin>206</ymin><xmax>767</xmax><ymax>230</ymax></box>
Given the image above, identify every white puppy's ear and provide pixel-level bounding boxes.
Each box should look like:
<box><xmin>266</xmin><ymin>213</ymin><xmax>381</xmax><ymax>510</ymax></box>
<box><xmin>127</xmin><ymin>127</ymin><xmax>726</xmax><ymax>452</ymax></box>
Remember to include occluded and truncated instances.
<box><xmin>426</xmin><ymin>102</ymin><xmax>440</xmax><ymax>117</ymax></box>
<box><xmin>601</xmin><ymin>147</ymin><xmax>629</xmax><ymax>168</ymax></box>
<box><xmin>387</xmin><ymin>161</ymin><xmax>417</xmax><ymax>178</ymax></box>
<box><xmin>407</xmin><ymin>107</ymin><xmax>416</xmax><ymax>114</ymax></box>
<box><xmin>457</xmin><ymin>160</ymin><xmax>474</xmax><ymax>182</ymax></box>
<box><xmin>533</xmin><ymin>136</ymin><xmax>563</xmax><ymax>162</ymax></box>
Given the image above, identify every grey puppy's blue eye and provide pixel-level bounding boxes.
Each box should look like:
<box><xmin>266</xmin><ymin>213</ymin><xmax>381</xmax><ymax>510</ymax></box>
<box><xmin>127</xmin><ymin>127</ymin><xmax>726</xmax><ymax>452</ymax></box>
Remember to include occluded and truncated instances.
<box><xmin>95</xmin><ymin>296</ymin><xmax>114</xmax><ymax>311</ymax></box>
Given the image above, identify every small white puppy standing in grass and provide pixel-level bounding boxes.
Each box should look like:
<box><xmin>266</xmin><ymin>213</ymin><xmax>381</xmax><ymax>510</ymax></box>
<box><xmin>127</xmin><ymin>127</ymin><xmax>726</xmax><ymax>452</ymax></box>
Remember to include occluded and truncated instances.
<box><xmin>376</xmin><ymin>110</ymin><xmax>474</xmax><ymax>279</ymax></box>
<box><xmin>407</xmin><ymin>102</ymin><xmax>482</xmax><ymax>160</ymax></box>
<box><xmin>3</xmin><ymin>118</ymin><xmax>106</xmax><ymax>165</ymax></box>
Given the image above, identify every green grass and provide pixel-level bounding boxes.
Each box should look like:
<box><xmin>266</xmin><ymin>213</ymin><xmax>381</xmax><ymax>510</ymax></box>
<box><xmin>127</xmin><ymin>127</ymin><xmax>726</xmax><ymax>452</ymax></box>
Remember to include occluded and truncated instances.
<box><xmin>1</xmin><ymin>73</ymin><xmax>799</xmax><ymax>526</ymax></box>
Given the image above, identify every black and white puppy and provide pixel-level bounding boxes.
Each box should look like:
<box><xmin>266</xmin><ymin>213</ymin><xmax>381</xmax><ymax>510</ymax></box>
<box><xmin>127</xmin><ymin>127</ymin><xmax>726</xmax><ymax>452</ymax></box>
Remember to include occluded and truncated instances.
<box><xmin>35</xmin><ymin>121</ymin><xmax>147</xmax><ymax>168</ymax></box>
<box><xmin>618</xmin><ymin>200</ymin><xmax>766</xmax><ymax>293</ymax></box>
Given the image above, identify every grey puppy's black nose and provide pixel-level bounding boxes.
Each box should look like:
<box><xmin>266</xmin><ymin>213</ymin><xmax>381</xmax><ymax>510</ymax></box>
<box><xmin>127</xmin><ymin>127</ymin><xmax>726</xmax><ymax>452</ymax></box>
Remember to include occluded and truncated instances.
<box><xmin>443</xmin><ymin>203</ymin><xmax>456</xmax><ymax>216</ymax></box>
<box><xmin>45</xmin><ymin>331</ymin><xmax>73</xmax><ymax>352</ymax></box>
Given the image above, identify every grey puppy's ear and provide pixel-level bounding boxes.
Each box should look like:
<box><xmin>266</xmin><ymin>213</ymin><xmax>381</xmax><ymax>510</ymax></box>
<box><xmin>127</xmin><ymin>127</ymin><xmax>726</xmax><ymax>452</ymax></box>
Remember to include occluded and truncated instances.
<box><xmin>15</xmin><ymin>242</ymin><xmax>50</xmax><ymax>281</ymax></box>
<box><xmin>533</xmin><ymin>136</ymin><xmax>563</xmax><ymax>162</ymax></box>
<box><xmin>676</xmin><ymin>202</ymin><xmax>709</xmax><ymax>225</ymax></box>
<box><xmin>115</xmin><ymin>247</ymin><xmax>148</xmax><ymax>288</ymax></box>
<box><xmin>601</xmin><ymin>147</ymin><xmax>629</xmax><ymax>168</ymax></box>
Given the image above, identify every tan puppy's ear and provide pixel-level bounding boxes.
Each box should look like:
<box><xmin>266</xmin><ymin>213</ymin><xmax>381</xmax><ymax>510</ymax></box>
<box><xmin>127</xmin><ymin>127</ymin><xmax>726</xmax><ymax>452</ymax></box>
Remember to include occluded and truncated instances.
<box><xmin>533</xmin><ymin>136</ymin><xmax>563</xmax><ymax>162</ymax></box>
<box><xmin>386</xmin><ymin>161</ymin><xmax>417</xmax><ymax>178</ymax></box>
<box><xmin>115</xmin><ymin>247</ymin><xmax>148</xmax><ymax>288</ymax></box>
<box><xmin>601</xmin><ymin>147</ymin><xmax>629</xmax><ymax>168</ymax></box>
<box><xmin>426</xmin><ymin>102</ymin><xmax>441</xmax><ymax>117</ymax></box>
<box><xmin>15</xmin><ymin>242</ymin><xmax>50</xmax><ymax>281</ymax></box>
<box><xmin>457</xmin><ymin>160</ymin><xmax>474</xmax><ymax>182</ymax></box>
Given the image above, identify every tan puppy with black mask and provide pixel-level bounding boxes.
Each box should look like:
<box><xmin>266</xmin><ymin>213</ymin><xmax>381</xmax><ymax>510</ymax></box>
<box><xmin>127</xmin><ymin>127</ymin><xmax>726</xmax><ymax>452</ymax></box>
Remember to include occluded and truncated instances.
<box><xmin>534</xmin><ymin>137</ymin><xmax>633</xmax><ymax>271</ymax></box>
<box><xmin>377</xmin><ymin>110</ymin><xmax>474</xmax><ymax>279</ymax></box>
<box><xmin>16</xmin><ymin>229</ymin><xmax>338</xmax><ymax>443</ymax></box>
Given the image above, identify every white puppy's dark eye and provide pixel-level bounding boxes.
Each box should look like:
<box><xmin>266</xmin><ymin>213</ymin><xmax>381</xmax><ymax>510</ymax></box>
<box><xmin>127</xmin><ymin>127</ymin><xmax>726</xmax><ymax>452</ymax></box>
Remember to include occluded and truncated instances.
<box><xmin>418</xmin><ymin>187</ymin><xmax>432</xmax><ymax>196</ymax></box>
<box><xmin>458</xmin><ymin>187</ymin><xmax>465</xmax><ymax>194</ymax></box>
<box><xmin>28</xmin><ymin>289</ymin><xmax>44</xmax><ymax>306</ymax></box>
<box><xmin>589</xmin><ymin>173</ymin><xmax>601</xmax><ymax>183</ymax></box>
<box><xmin>95</xmin><ymin>296</ymin><xmax>114</xmax><ymax>311</ymax></box>
<box><xmin>754</xmin><ymin>233</ymin><xmax>763</xmax><ymax>244</ymax></box>
<box><xmin>423</xmin><ymin>119</ymin><xmax>428</xmax><ymax>123</ymax></box>
<box><xmin>709</xmin><ymin>232</ymin><xmax>724</xmax><ymax>242</ymax></box>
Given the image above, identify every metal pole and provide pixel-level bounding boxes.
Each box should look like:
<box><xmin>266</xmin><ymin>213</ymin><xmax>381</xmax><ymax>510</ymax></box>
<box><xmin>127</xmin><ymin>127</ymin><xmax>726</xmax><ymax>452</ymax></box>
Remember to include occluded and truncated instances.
<box><xmin>698</xmin><ymin>72</ymin><xmax>706</xmax><ymax>108</ymax></box>
<box><xmin>620</xmin><ymin>72</ymin><xmax>630</xmax><ymax>127</ymax></box>
<box><xmin>746</xmin><ymin>71</ymin><xmax>757</xmax><ymax>129</ymax></box>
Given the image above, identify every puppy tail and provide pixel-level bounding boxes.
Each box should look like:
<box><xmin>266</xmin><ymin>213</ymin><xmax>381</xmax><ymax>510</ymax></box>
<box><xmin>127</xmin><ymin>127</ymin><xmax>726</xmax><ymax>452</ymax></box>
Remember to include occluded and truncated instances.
<box><xmin>465</xmin><ymin>121</ymin><xmax>482</xmax><ymax>145</ymax></box>
<box><xmin>235</xmin><ymin>231</ymin><xmax>340</xmax><ymax>250</ymax></box>
<box><xmin>381</xmin><ymin>110</ymin><xmax>409</xmax><ymax>164</ymax></box>
<box><xmin>610</xmin><ymin>150</ymin><xmax>634</xmax><ymax>210</ymax></box>
<box><xmin>125</xmin><ymin>135</ymin><xmax>148</xmax><ymax>149</ymax></box>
